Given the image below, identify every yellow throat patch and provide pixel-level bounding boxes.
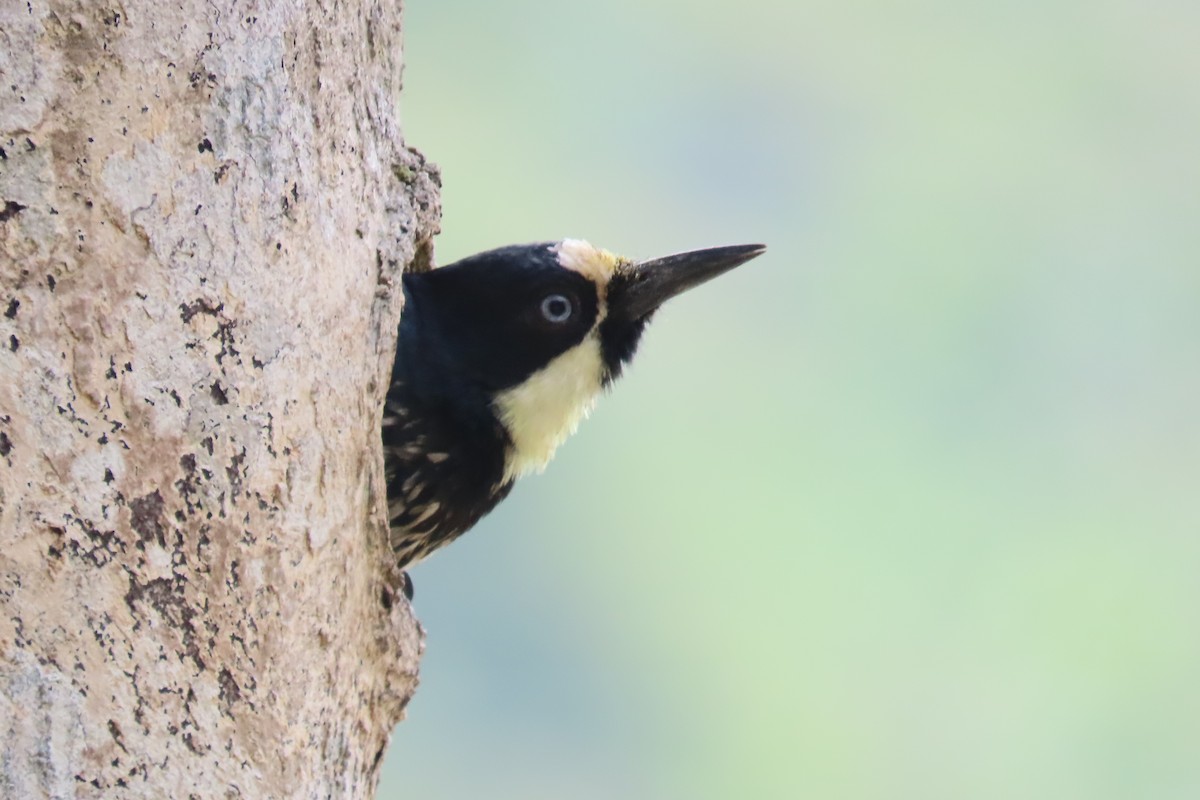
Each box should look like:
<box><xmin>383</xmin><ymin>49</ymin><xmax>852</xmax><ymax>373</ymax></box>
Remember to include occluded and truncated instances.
<box><xmin>493</xmin><ymin>334</ymin><xmax>605</xmax><ymax>482</ymax></box>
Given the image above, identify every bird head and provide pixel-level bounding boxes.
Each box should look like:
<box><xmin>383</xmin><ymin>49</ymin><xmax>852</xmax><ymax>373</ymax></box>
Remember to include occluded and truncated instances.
<box><xmin>400</xmin><ymin>239</ymin><xmax>764</xmax><ymax>482</ymax></box>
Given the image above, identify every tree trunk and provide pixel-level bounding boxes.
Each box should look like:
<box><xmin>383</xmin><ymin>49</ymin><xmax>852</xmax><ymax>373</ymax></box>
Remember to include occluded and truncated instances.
<box><xmin>0</xmin><ymin>1</ymin><xmax>437</xmax><ymax>797</ymax></box>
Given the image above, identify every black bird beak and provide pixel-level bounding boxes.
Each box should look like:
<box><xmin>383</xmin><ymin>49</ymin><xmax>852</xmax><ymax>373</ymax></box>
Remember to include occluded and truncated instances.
<box><xmin>610</xmin><ymin>244</ymin><xmax>766</xmax><ymax>322</ymax></box>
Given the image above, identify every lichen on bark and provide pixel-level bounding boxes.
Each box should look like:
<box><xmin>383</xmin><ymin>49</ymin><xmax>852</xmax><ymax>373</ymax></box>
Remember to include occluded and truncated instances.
<box><xmin>0</xmin><ymin>1</ymin><xmax>438</xmax><ymax>797</ymax></box>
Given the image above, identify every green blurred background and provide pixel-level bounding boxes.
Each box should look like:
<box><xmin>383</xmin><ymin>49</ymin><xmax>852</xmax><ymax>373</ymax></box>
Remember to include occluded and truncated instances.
<box><xmin>380</xmin><ymin>1</ymin><xmax>1200</xmax><ymax>797</ymax></box>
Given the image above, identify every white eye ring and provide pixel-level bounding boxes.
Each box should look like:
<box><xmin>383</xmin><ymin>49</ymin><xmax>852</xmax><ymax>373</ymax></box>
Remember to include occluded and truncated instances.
<box><xmin>540</xmin><ymin>293</ymin><xmax>574</xmax><ymax>323</ymax></box>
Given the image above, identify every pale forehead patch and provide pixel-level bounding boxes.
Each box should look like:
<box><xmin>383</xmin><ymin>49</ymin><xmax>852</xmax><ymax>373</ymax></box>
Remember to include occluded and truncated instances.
<box><xmin>554</xmin><ymin>239</ymin><xmax>628</xmax><ymax>286</ymax></box>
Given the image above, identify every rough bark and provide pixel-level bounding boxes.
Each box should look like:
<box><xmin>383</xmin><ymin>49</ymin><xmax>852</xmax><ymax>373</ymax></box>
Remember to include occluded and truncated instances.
<box><xmin>0</xmin><ymin>1</ymin><xmax>438</xmax><ymax>797</ymax></box>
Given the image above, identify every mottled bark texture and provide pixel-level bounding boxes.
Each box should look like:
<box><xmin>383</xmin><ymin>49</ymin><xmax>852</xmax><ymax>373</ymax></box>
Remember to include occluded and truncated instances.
<box><xmin>0</xmin><ymin>1</ymin><xmax>439</xmax><ymax>797</ymax></box>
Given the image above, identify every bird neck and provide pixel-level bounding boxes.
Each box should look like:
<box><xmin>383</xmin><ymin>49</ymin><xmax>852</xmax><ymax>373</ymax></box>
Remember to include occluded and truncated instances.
<box><xmin>491</xmin><ymin>335</ymin><xmax>605</xmax><ymax>482</ymax></box>
<box><xmin>394</xmin><ymin>279</ymin><xmax>508</xmax><ymax>451</ymax></box>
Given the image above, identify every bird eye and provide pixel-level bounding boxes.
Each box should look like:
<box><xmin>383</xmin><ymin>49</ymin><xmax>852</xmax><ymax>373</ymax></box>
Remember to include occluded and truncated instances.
<box><xmin>539</xmin><ymin>293</ymin><xmax>574</xmax><ymax>323</ymax></box>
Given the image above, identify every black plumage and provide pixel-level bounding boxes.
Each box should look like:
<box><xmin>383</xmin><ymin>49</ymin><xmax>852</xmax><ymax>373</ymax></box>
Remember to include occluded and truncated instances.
<box><xmin>384</xmin><ymin>240</ymin><xmax>763</xmax><ymax>582</ymax></box>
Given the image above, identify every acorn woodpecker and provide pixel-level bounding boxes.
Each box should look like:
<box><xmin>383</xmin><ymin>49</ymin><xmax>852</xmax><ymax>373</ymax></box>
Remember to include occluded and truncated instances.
<box><xmin>384</xmin><ymin>239</ymin><xmax>764</xmax><ymax>590</ymax></box>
